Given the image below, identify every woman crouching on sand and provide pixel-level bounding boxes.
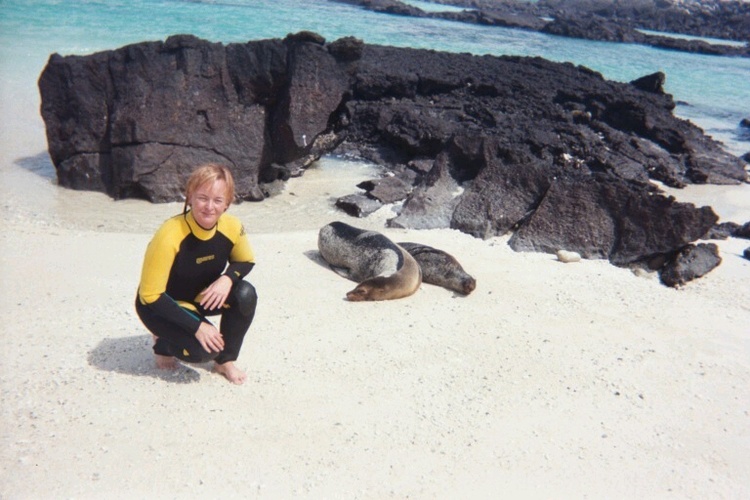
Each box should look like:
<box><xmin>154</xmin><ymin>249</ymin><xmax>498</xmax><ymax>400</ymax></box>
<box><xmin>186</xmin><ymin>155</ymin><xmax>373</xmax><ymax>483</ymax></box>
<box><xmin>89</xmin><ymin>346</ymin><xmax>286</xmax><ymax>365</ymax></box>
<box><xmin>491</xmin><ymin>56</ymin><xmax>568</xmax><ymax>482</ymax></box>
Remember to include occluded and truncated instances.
<box><xmin>135</xmin><ymin>163</ymin><xmax>258</xmax><ymax>385</ymax></box>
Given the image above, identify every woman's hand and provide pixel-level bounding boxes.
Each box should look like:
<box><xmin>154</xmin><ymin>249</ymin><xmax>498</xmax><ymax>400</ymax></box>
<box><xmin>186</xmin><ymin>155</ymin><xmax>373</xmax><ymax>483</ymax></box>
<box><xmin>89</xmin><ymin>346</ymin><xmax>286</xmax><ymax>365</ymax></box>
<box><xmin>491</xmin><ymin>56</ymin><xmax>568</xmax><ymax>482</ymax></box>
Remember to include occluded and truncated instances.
<box><xmin>199</xmin><ymin>275</ymin><xmax>233</xmax><ymax>311</ymax></box>
<box><xmin>195</xmin><ymin>322</ymin><xmax>224</xmax><ymax>353</ymax></box>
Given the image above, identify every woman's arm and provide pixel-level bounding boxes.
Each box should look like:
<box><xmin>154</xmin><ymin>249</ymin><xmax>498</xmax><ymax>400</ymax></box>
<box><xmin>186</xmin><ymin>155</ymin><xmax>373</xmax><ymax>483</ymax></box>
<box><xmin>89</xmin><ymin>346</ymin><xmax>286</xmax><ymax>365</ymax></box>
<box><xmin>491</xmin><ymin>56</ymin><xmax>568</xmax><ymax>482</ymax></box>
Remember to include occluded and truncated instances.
<box><xmin>223</xmin><ymin>221</ymin><xmax>255</xmax><ymax>283</ymax></box>
<box><xmin>137</xmin><ymin>220</ymin><xmax>202</xmax><ymax>334</ymax></box>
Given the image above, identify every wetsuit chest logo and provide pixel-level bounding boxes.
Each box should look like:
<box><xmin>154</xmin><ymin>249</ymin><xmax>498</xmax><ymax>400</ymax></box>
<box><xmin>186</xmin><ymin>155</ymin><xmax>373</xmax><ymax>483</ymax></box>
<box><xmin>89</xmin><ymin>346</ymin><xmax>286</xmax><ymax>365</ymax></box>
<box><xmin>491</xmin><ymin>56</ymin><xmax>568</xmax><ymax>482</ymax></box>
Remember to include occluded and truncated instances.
<box><xmin>196</xmin><ymin>254</ymin><xmax>216</xmax><ymax>264</ymax></box>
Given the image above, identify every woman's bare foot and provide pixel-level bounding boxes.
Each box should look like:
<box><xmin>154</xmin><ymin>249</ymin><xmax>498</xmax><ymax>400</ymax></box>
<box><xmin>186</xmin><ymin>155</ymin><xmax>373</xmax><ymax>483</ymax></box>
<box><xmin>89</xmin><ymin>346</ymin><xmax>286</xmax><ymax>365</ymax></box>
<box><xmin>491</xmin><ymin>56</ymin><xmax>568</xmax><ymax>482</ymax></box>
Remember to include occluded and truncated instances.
<box><xmin>214</xmin><ymin>361</ymin><xmax>247</xmax><ymax>385</ymax></box>
<box><xmin>155</xmin><ymin>354</ymin><xmax>179</xmax><ymax>370</ymax></box>
<box><xmin>152</xmin><ymin>335</ymin><xmax>178</xmax><ymax>370</ymax></box>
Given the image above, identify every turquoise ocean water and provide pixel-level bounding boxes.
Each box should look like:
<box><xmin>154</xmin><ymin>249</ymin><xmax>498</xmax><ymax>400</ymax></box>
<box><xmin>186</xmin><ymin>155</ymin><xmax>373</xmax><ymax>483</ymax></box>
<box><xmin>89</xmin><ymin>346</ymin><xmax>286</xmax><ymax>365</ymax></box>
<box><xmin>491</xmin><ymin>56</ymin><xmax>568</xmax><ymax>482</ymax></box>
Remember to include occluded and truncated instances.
<box><xmin>1</xmin><ymin>0</ymin><xmax>749</xmax><ymax>157</ymax></box>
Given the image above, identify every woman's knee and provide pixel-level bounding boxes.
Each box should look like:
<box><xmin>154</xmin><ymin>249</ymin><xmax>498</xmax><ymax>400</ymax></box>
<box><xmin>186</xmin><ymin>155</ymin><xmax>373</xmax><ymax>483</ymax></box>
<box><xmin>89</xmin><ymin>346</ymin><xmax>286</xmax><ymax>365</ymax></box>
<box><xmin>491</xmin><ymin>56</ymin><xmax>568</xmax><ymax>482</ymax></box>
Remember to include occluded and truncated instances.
<box><xmin>232</xmin><ymin>280</ymin><xmax>258</xmax><ymax>317</ymax></box>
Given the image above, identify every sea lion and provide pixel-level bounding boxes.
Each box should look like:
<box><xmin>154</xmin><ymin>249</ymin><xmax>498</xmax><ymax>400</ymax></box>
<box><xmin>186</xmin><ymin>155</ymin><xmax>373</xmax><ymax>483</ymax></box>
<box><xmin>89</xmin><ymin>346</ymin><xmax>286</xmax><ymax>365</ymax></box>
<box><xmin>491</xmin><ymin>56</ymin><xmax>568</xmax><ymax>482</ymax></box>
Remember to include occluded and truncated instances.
<box><xmin>318</xmin><ymin>222</ymin><xmax>422</xmax><ymax>301</ymax></box>
<box><xmin>398</xmin><ymin>242</ymin><xmax>476</xmax><ymax>295</ymax></box>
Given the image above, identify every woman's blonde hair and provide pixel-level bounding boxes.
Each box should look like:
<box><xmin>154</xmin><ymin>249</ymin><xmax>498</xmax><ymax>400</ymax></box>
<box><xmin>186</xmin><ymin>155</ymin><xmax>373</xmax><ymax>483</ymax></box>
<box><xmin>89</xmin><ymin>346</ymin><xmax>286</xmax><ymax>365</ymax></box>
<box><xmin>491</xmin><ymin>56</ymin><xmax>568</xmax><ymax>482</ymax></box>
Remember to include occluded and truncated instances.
<box><xmin>183</xmin><ymin>163</ymin><xmax>236</xmax><ymax>214</ymax></box>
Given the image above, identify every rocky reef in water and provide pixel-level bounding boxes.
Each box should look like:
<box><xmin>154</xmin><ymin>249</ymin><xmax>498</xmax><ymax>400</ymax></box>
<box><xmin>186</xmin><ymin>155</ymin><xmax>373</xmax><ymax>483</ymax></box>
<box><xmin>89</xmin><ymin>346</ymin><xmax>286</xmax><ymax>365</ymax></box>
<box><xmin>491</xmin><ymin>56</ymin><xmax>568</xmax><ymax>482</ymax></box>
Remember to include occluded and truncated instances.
<box><xmin>38</xmin><ymin>33</ymin><xmax>749</xmax><ymax>285</ymax></box>
<box><xmin>332</xmin><ymin>0</ymin><xmax>750</xmax><ymax>57</ymax></box>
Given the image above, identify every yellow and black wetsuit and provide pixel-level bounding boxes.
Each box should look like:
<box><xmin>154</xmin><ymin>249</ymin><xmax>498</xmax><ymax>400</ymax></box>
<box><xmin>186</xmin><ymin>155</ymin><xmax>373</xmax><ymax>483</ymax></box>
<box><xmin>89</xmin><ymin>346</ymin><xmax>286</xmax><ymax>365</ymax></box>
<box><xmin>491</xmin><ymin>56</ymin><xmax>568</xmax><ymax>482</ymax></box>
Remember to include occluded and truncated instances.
<box><xmin>135</xmin><ymin>210</ymin><xmax>257</xmax><ymax>364</ymax></box>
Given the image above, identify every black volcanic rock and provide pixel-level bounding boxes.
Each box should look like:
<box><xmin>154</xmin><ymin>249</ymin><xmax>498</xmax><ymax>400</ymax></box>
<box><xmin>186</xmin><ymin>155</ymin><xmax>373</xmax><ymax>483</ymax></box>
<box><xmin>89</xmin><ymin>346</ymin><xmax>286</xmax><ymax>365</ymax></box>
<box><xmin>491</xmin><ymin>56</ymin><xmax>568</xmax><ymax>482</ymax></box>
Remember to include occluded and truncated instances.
<box><xmin>335</xmin><ymin>193</ymin><xmax>383</xmax><ymax>217</ymax></box>
<box><xmin>736</xmin><ymin>222</ymin><xmax>750</xmax><ymax>239</ymax></box>
<box><xmin>659</xmin><ymin>243</ymin><xmax>722</xmax><ymax>287</ymax></box>
<box><xmin>740</xmin><ymin>118</ymin><xmax>750</xmax><ymax>142</ymax></box>
<box><xmin>541</xmin><ymin>16</ymin><xmax>645</xmax><ymax>43</ymax></box>
<box><xmin>332</xmin><ymin>0</ymin><xmax>750</xmax><ymax>57</ymax></box>
<box><xmin>358</xmin><ymin>167</ymin><xmax>418</xmax><ymax>204</ymax></box>
<box><xmin>39</xmin><ymin>33</ymin><xmax>749</xmax><ymax>285</ymax></box>
<box><xmin>705</xmin><ymin>220</ymin><xmax>750</xmax><ymax>240</ymax></box>
<box><xmin>630</xmin><ymin>72</ymin><xmax>666</xmax><ymax>94</ymax></box>
<box><xmin>507</xmin><ymin>176</ymin><xmax>718</xmax><ymax>265</ymax></box>
<box><xmin>334</xmin><ymin>0</ymin><xmax>426</xmax><ymax>16</ymax></box>
<box><xmin>704</xmin><ymin>221</ymin><xmax>741</xmax><ymax>240</ymax></box>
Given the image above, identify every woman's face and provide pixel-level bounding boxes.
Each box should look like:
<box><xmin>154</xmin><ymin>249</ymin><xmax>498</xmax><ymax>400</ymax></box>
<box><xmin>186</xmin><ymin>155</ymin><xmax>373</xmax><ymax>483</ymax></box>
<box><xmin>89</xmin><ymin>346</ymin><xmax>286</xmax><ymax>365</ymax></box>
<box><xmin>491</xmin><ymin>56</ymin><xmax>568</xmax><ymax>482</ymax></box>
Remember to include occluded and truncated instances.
<box><xmin>189</xmin><ymin>179</ymin><xmax>229</xmax><ymax>229</ymax></box>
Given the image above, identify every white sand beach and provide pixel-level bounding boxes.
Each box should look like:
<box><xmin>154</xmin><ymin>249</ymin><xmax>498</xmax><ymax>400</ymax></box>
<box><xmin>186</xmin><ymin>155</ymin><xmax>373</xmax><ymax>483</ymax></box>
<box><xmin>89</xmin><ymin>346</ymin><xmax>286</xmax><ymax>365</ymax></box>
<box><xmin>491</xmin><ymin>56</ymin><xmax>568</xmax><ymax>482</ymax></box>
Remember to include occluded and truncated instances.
<box><xmin>1</xmin><ymin>33</ymin><xmax>750</xmax><ymax>499</ymax></box>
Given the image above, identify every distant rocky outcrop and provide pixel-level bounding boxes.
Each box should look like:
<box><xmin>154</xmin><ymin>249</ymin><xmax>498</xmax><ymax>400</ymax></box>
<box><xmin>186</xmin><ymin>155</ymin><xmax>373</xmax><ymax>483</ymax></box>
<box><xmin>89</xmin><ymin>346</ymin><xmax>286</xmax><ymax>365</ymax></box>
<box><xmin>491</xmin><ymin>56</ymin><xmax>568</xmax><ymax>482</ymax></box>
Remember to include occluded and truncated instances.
<box><xmin>332</xmin><ymin>0</ymin><xmax>750</xmax><ymax>57</ymax></box>
<box><xmin>39</xmin><ymin>33</ymin><xmax>749</xmax><ymax>286</ymax></box>
<box><xmin>533</xmin><ymin>0</ymin><xmax>750</xmax><ymax>43</ymax></box>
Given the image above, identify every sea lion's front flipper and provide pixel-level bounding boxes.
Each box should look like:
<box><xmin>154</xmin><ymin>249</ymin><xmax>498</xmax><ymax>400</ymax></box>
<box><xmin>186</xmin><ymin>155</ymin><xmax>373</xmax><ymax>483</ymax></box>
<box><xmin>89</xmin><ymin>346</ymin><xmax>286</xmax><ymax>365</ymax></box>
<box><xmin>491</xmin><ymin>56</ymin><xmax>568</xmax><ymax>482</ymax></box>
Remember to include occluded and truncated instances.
<box><xmin>329</xmin><ymin>264</ymin><xmax>353</xmax><ymax>280</ymax></box>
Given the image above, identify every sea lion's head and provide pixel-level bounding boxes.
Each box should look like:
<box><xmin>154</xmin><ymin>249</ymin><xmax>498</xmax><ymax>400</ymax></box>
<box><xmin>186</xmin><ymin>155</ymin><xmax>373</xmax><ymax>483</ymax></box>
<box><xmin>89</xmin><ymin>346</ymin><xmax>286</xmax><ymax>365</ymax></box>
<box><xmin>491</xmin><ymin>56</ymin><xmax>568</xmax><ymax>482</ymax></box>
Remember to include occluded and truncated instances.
<box><xmin>346</xmin><ymin>276</ymin><xmax>395</xmax><ymax>302</ymax></box>
<box><xmin>458</xmin><ymin>275</ymin><xmax>477</xmax><ymax>295</ymax></box>
<box><xmin>440</xmin><ymin>263</ymin><xmax>476</xmax><ymax>295</ymax></box>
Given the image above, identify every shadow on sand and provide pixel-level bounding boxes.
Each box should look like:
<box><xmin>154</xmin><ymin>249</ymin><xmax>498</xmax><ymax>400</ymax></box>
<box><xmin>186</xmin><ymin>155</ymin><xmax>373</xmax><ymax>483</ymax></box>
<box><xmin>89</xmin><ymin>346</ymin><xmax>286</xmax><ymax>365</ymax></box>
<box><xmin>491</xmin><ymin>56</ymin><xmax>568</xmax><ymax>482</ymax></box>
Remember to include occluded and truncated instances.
<box><xmin>87</xmin><ymin>334</ymin><xmax>206</xmax><ymax>384</ymax></box>
<box><xmin>15</xmin><ymin>151</ymin><xmax>57</xmax><ymax>180</ymax></box>
<box><xmin>303</xmin><ymin>248</ymin><xmax>331</xmax><ymax>270</ymax></box>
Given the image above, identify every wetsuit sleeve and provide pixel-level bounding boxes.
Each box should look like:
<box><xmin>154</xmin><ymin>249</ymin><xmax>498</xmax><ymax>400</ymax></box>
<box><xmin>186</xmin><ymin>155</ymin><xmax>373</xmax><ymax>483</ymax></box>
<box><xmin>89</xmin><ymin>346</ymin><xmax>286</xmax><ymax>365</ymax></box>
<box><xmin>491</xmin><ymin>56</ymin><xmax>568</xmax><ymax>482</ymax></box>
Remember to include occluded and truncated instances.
<box><xmin>137</xmin><ymin>222</ymin><xmax>201</xmax><ymax>334</ymax></box>
<box><xmin>145</xmin><ymin>294</ymin><xmax>202</xmax><ymax>334</ymax></box>
<box><xmin>223</xmin><ymin>224</ymin><xmax>255</xmax><ymax>284</ymax></box>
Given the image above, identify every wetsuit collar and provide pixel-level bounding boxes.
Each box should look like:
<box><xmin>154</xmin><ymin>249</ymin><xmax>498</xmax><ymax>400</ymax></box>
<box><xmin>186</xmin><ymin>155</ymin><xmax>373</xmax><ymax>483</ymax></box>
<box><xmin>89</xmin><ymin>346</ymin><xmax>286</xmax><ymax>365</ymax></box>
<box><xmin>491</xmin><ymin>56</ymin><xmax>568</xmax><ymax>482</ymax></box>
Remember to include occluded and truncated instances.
<box><xmin>184</xmin><ymin>210</ymin><xmax>218</xmax><ymax>240</ymax></box>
